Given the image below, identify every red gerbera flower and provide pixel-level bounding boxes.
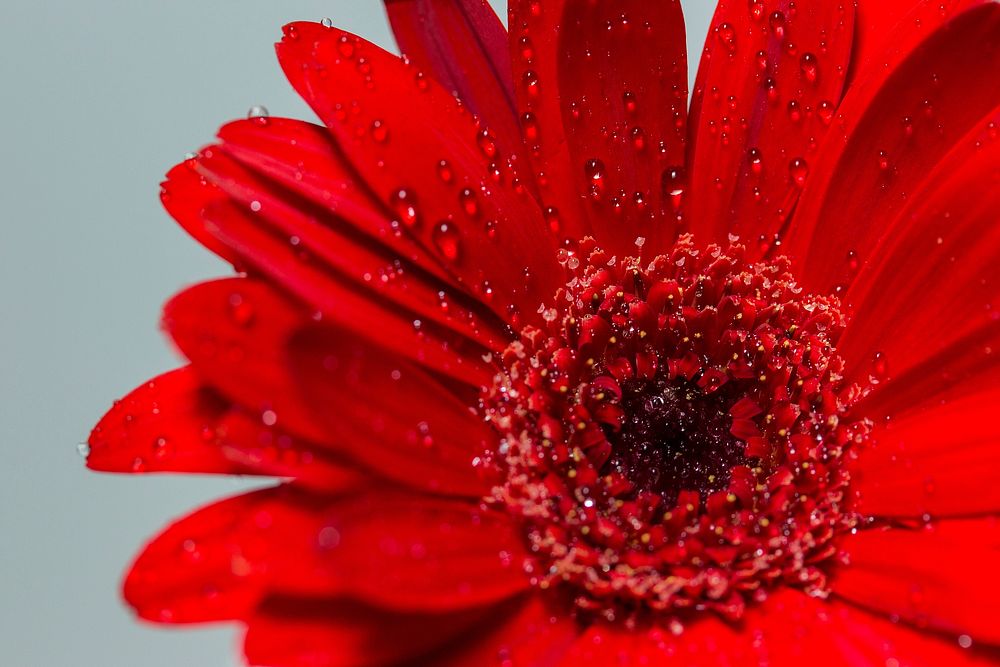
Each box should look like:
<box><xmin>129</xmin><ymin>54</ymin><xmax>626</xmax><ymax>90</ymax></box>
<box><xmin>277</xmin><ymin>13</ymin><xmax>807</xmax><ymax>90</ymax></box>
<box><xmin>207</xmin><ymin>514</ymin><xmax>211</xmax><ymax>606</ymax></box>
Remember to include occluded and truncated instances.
<box><xmin>88</xmin><ymin>0</ymin><xmax>1000</xmax><ymax>664</ymax></box>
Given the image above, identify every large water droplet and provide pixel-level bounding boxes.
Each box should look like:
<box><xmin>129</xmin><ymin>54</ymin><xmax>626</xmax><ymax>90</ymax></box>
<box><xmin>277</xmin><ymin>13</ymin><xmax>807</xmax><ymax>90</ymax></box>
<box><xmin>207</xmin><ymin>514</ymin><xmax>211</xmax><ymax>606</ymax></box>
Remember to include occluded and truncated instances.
<box><xmin>433</xmin><ymin>222</ymin><xmax>461</xmax><ymax>261</ymax></box>
<box><xmin>800</xmin><ymin>53</ymin><xmax>819</xmax><ymax>83</ymax></box>
<box><xmin>77</xmin><ymin>443</ymin><xmax>91</xmax><ymax>459</ymax></box>
<box><xmin>390</xmin><ymin>188</ymin><xmax>420</xmax><ymax>228</ymax></box>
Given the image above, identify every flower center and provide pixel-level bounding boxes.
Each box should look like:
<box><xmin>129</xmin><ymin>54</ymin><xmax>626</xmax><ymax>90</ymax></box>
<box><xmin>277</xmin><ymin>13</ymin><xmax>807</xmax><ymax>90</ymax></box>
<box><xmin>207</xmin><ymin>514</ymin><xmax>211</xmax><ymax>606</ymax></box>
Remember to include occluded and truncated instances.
<box><xmin>481</xmin><ymin>236</ymin><xmax>869</xmax><ymax>624</ymax></box>
<box><xmin>607</xmin><ymin>378</ymin><xmax>746</xmax><ymax>504</ymax></box>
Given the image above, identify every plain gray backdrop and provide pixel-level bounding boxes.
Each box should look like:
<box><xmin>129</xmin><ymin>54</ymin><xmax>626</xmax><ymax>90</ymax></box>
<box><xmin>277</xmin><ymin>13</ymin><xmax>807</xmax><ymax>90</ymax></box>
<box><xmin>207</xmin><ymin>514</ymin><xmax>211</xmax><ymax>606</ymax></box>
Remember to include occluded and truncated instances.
<box><xmin>0</xmin><ymin>2</ymin><xmax>712</xmax><ymax>665</ymax></box>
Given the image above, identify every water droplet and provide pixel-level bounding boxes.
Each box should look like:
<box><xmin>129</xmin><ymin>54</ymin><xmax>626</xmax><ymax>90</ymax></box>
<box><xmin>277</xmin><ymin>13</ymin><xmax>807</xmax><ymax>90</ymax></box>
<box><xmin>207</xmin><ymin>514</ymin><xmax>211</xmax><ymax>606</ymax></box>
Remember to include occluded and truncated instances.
<box><xmin>390</xmin><ymin>188</ymin><xmax>420</xmax><ymax>228</ymax></box>
<box><xmin>247</xmin><ymin>105</ymin><xmax>269</xmax><ymax>124</ymax></box>
<box><xmin>789</xmin><ymin>158</ymin><xmax>809</xmax><ymax>188</ymax></box>
<box><xmin>623</xmin><ymin>91</ymin><xmax>638</xmax><ymax>114</ymax></box>
<box><xmin>477</xmin><ymin>130</ymin><xmax>498</xmax><ymax>158</ymax></box>
<box><xmin>320</xmin><ymin>17</ymin><xmax>334</xmax><ymax>28</ymax></box>
<box><xmin>878</xmin><ymin>150</ymin><xmax>891</xmax><ymax>172</ymax></box>
<box><xmin>337</xmin><ymin>35</ymin><xmax>355</xmax><ymax>58</ymax></box>
<box><xmin>871</xmin><ymin>352</ymin><xmax>888</xmax><ymax>382</ymax></box>
<box><xmin>716</xmin><ymin>22</ymin><xmax>737</xmax><ymax>52</ymax></box>
<box><xmin>77</xmin><ymin>443</ymin><xmax>91</xmax><ymax>459</ymax></box>
<box><xmin>262</xmin><ymin>410</ymin><xmax>278</xmax><ymax>427</ymax></box>
<box><xmin>584</xmin><ymin>159</ymin><xmax>606</xmax><ymax>195</ymax></box>
<box><xmin>787</xmin><ymin>100</ymin><xmax>802</xmax><ymax>123</ymax></box>
<box><xmin>544</xmin><ymin>207</ymin><xmax>561</xmax><ymax>234</ymax></box>
<box><xmin>522</xmin><ymin>70</ymin><xmax>540</xmax><ymax>98</ymax></box>
<box><xmin>769</xmin><ymin>12</ymin><xmax>786</xmax><ymax>40</ymax></box>
<box><xmin>436</xmin><ymin>160</ymin><xmax>453</xmax><ymax>183</ymax></box>
<box><xmin>800</xmin><ymin>53</ymin><xmax>818</xmax><ymax>83</ymax></box>
<box><xmin>370</xmin><ymin>119</ymin><xmax>389</xmax><ymax>143</ymax></box>
<box><xmin>748</xmin><ymin>148</ymin><xmax>764</xmax><ymax>175</ymax></box>
<box><xmin>227</xmin><ymin>293</ymin><xmax>255</xmax><ymax>328</ymax></box>
<box><xmin>958</xmin><ymin>635</ymin><xmax>973</xmax><ymax>649</ymax></box>
<box><xmin>817</xmin><ymin>101</ymin><xmax>835</xmax><ymax>125</ymax></box>
<box><xmin>662</xmin><ymin>167</ymin><xmax>685</xmax><ymax>211</ymax></box>
<box><xmin>433</xmin><ymin>222</ymin><xmax>461</xmax><ymax>261</ymax></box>
<box><xmin>459</xmin><ymin>188</ymin><xmax>480</xmax><ymax>218</ymax></box>
<box><xmin>631</xmin><ymin>127</ymin><xmax>647</xmax><ymax>151</ymax></box>
<box><xmin>521</xmin><ymin>112</ymin><xmax>540</xmax><ymax>142</ymax></box>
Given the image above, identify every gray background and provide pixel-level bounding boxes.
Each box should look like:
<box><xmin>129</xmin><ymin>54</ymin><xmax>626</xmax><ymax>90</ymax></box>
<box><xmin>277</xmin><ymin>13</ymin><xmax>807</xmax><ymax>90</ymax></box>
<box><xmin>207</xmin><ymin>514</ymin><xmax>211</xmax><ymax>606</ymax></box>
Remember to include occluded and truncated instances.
<box><xmin>0</xmin><ymin>2</ymin><xmax>712</xmax><ymax>665</ymax></box>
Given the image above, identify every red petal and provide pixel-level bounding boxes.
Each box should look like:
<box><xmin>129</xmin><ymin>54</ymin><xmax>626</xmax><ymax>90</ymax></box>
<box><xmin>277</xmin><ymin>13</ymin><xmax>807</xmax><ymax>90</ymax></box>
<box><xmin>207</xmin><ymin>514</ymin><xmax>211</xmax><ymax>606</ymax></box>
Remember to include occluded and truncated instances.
<box><xmin>836</xmin><ymin>107</ymin><xmax>1000</xmax><ymax>402</ymax></box>
<box><xmin>384</xmin><ymin>0</ymin><xmax>522</xmax><ymax>164</ymax></box>
<box><xmin>164</xmin><ymin>278</ymin><xmax>330</xmax><ymax>443</ymax></box>
<box><xmin>563</xmin><ymin>589</ymin><xmax>998</xmax><ymax>665</ymax></box>
<box><xmin>276</xmin><ymin>21</ymin><xmax>563</xmax><ymax>327</ymax></box>
<box><xmin>287</xmin><ymin>323</ymin><xmax>496</xmax><ymax>497</ymax></box>
<box><xmin>686</xmin><ymin>0</ymin><xmax>856</xmax><ymax>253</ymax></box>
<box><xmin>243</xmin><ymin>596</ymin><xmax>509</xmax><ymax>667</ymax></box>
<box><xmin>853</xmin><ymin>391</ymin><xmax>1000</xmax><ymax>518</ymax></box>
<box><xmin>165</xmin><ymin>166</ymin><xmax>500</xmax><ymax>386</ymax></box>
<box><xmin>124</xmin><ymin>487</ymin><xmax>529</xmax><ymax>622</ymax></box>
<box><xmin>555</xmin><ymin>0</ymin><xmax>688</xmax><ymax>255</ymax></box>
<box><xmin>87</xmin><ymin>368</ymin><xmax>238</xmax><ymax>475</ymax></box>
<box><xmin>783</xmin><ymin>4</ymin><xmax>1000</xmax><ymax>292</ymax></box>
<box><xmin>87</xmin><ymin>368</ymin><xmax>366</xmax><ymax>488</ymax></box>
<box><xmin>193</xmin><ymin>131</ymin><xmax>508</xmax><ymax>351</ymax></box>
<box><xmin>851</xmin><ymin>0</ymin><xmax>989</xmax><ymax>87</ymax></box>
<box><xmin>214</xmin><ymin>117</ymin><xmax>440</xmax><ymax>280</ymax></box>
<box><xmin>836</xmin><ymin>519</ymin><xmax>1000</xmax><ymax>644</ymax></box>
<box><xmin>508</xmin><ymin>0</ymin><xmax>592</xmax><ymax>243</ymax></box>
<box><xmin>433</xmin><ymin>596</ymin><xmax>580</xmax><ymax>666</ymax></box>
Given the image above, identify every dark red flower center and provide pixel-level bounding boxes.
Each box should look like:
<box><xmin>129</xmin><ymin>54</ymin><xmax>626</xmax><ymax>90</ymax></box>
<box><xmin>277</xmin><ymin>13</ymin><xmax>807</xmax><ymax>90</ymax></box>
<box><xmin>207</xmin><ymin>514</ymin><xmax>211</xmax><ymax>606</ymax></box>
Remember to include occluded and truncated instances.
<box><xmin>481</xmin><ymin>236</ymin><xmax>869</xmax><ymax>624</ymax></box>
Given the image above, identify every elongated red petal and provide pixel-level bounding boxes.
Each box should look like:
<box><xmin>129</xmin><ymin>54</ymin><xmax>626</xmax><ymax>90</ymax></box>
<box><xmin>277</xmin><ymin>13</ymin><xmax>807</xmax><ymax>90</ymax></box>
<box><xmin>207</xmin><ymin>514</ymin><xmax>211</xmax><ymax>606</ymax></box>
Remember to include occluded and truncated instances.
<box><xmin>686</xmin><ymin>0</ymin><xmax>856</xmax><ymax>253</ymax></box>
<box><xmin>276</xmin><ymin>21</ymin><xmax>562</xmax><ymax>327</ymax></box>
<box><xmin>162</xmin><ymin>170</ymin><xmax>497</xmax><ymax>387</ymax></box>
<box><xmin>508</xmin><ymin>0</ymin><xmax>591</xmax><ymax>243</ymax></box>
<box><xmin>783</xmin><ymin>4</ymin><xmax>1000</xmax><ymax>291</ymax></box>
<box><xmin>432</xmin><ymin>596</ymin><xmax>580</xmax><ymax>666</ymax></box>
<box><xmin>287</xmin><ymin>323</ymin><xmax>496</xmax><ymax>497</ymax></box>
<box><xmin>166</xmin><ymin>278</ymin><xmax>493</xmax><ymax>496</ymax></box>
<box><xmin>836</xmin><ymin>107</ymin><xmax>1000</xmax><ymax>401</ymax></box>
<box><xmin>836</xmin><ymin>519</ymin><xmax>1000</xmax><ymax>644</ymax></box>
<box><xmin>853</xmin><ymin>390</ymin><xmax>1000</xmax><ymax>518</ymax></box>
<box><xmin>192</xmin><ymin>134</ymin><xmax>508</xmax><ymax>352</ymax></box>
<box><xmin>243</xmin><ymin>596</ymin><xmax>509</xmax><ymax>667</ymax></box>
<box><xmin>87</xmin><ymin>368</ymin><xmax>238</xmax><ymax>475</ymax></box>
<box><xmin>851</xmin><ymin>0</ymin><xmax>988</xmax><ymax>85</ymax></box>
<box><xmin>555</xmin><ymin>0</ymin><xmax>688</xmax><ymax>255</ymax></box>
<box><xmin>87</xmin><ymin>368</ymin><xmax>367</xmax><ymax>489</ymax></box>
<box><xmin>384</xmin><ymin>0</ymin><xmax>522</xmax><ymax>164</ymax></box>
<box><xmin>123</xmin><ymin>487</ymin><xmax>529</xmax><ymax>623</ymax></box>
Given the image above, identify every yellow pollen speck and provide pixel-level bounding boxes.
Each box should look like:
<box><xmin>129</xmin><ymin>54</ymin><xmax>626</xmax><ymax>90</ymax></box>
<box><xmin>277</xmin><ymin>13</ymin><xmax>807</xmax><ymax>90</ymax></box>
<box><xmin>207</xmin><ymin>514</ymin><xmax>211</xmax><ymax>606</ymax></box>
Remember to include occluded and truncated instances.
<box><xmin>662</xmin><ymin>512</ymin><xmax>673</xmax><ymax>521</ymax></box>
<box><xmin>757</xmin><ymin>345</ymin><xmax>766</xmax><ymax>352</ymax></box>
<box><xmin>539</xmin><ymin>580</ymin><xmax>550</xmax><ymax>589</ymax></box>
<box><xmin>759</xmin><ymin>374</ymin><xmax>768</xmax><ymax>381</ymax></box>
<box><xmin>559</xmin><ymin>386</ymin><xmax>569</xmax><ymax>393</ymax></box>
<box><xmin>641</xmin><ymin>533</ymin><xmax>651</xmax><ymax>544</ymax></box>
<box><xmin>581</xmin><ymin>526</ymin><xmax>590</xmax><ymax>535</ymax></box>
<box><xmin>540</xmin><ymin>369</ymin><xmax>548</xmax><ymax>377</ymax></box>
<box><xmin>639</xmin><ymin>330</ymin><xmax>647</xmax><ymax>338</ymax></box>
<box><xmin>727</xmin><ymin>494</ymin><xmax>737</xmax><ymax>503</ymax></box>
<box><xmin>760</xmin><ymin>518</ymin><xmax>770</xmax><ymax>527</ymax></box>
<box><xmin>682</xmin><ymin>337</ymin><xmax>691</xmax><ymax>343</ymax></box>
<box><xmin>714</xmin><ymin>526</ymin><xmax>724</xmax><ymax>535</ymax></box>
<box><xmin>567</xmin><ymin>469</ymin><xmax>577</xmax><ymax>478</ymax></box>
<box><xmin>778</xmin><ymin>428</ymin><xmax>788</xmax><ymax>437</ymax></box>
<box><xmin>576</xmin><ymin>422</ymin><xmax>587</xmax><ymax>431</ymax></box>
<box><xmin>686</xmin><ymin>504</ymin><xmax>695</xmax><ymax>512</ymax></box>
<box><xmin>586</xmin><ymin>358</ymin><xmax>596</xmax><ymax>366</ymax></box>
<box><xmin>595</xmin><ymin>392</ymin><xmax>606</xmax><ymax>400</ymax></box>
<box><xmin>694</xmin><ymin>333</ymin><xmax>702</xmax><ymax>338</ymax></box>
<box><xmin>802</xmin><ymin>462</ymin><xmax>811</xmax><ymax>469</ymax></box>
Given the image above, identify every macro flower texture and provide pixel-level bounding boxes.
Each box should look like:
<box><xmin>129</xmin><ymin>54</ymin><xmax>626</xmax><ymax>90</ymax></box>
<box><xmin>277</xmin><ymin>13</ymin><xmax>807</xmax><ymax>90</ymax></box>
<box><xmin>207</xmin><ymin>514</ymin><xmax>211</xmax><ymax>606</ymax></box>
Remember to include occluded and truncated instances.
<box><xmin>86</xmin><ymin>0</ymin><xmax>1000</xmax><ymax>664</ymax></box>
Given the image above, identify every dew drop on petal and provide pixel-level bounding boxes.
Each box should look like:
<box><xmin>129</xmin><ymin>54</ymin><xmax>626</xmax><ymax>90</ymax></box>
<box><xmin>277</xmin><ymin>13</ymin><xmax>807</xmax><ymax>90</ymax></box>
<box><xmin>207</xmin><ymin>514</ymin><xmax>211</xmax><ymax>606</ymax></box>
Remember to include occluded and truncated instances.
<box><xmin>320</xmin><ymin>17</ymin><xmax>334</xmax><ymax>28</ymax></box>
<box><xmin>789</xmin><ymin>158</ymin><xmax>809</xmax><ymax>188</ymax></box>
<box><xmin>800</xmin><ymin>53</ymin><xmax>819</xmax><ymax>83</ymax></box>
<box><xmin>433</xmin><ymin>222</ymin><xmax>461</xmax><ymax>261</ymax></box>
<box><xmin>77</xmin><ymin>443</ymin><xmax>91</xmax><ymax>459</ymax></box>
<box><xmin>390</xmin><ymin>188</ymin><xmax>420</xmax><ymax>228</ymax></box>
<box><xmin>247</xmin><ymin>105</ymin><xmax>269</xmax><ymax>120</ymax></box>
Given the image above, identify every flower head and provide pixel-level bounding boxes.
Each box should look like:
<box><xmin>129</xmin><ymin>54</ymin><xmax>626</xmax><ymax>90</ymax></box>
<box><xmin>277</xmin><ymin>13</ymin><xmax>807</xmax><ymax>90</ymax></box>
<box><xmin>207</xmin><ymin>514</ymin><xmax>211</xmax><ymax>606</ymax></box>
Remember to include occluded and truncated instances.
<box><xmin>89</xmin><ymin>1</ymin><xmax>1000</xmax><ymax>665</ymax></box>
